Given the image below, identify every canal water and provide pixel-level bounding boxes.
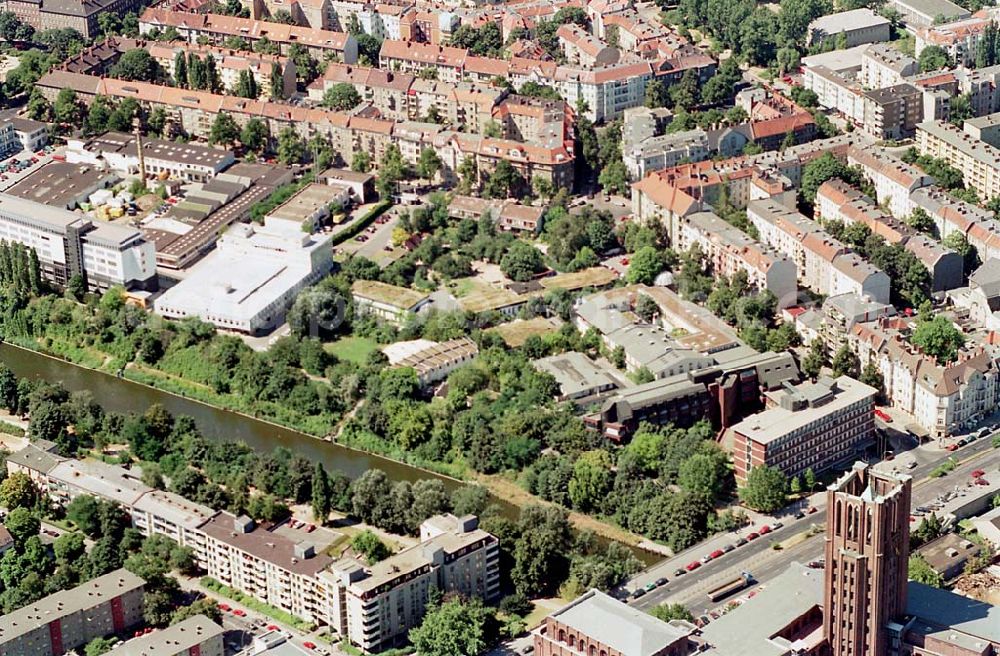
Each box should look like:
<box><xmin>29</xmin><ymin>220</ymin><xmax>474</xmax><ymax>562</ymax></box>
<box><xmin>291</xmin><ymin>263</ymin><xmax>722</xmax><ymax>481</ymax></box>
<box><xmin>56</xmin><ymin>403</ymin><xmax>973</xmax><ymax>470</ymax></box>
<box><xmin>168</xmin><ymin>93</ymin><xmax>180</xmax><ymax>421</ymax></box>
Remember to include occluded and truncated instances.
<box><xmin>0</xmin><ymin>343</ymin><xmax>658</xmax><ymax>563</ymax></box>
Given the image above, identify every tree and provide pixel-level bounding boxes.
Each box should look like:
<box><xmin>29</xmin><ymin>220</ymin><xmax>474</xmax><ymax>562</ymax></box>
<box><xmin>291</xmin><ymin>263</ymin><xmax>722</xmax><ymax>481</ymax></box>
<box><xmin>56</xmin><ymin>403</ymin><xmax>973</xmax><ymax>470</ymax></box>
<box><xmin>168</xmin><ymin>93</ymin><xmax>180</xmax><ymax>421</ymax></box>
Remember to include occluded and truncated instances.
<box><xmin>678</xmin><ymin>449</ymin><xmax>729</xmax><ymax>500</ymax></box>
<box><xmin>568</xmin><ymin>450</ymin><xmax>613</xmax><ymax>512</ymax></box>
<box><xmin>287</xmin><ymin>286</ymin><xmax>344</xmax><ymax>338</ymax></box>
<box><xmin>908</xmin><ymin>207</ymin><xmax>936</xmax><ymax>235</ymax></box>
<box><xmin>908</xmin><ymin>554</ymin><xmax>944</xmax><ymax>587</ymax></box>
<box><xmin>5</xmin><ymin>507</ymin><xmax>39</xmax><ymax>545</ymax></box>
<box><xmin>831</xmin><ymin>343</ymin><xmax>860</xmax><ymax>378</ymax></box>
<box><xmin>644</xmin><ymin>78</ymin><xmax>667</xmax><ymax>108</ymax></box>
<box><xmin>377</xmin><ymin>144</ymin><xmax>408</xmax><ymax>197</ymax></box>
<box><xmin>802</xmin><ymin>338</ymin><xmax>827</xmax><ymax>379</ymax></box>
<box><xmin>483</xmin><ymin>160</ymin><xmax>524</xmax><ymax>199</ymax></box>
<box><xmin>669</xmin><ymin>69</ymin><xmax>700</xmax><ymax>110</ymax></box>
<box><xmin>240</xmin><ymin>118</ymin><xmax>269</xmax><ymax>153</ymax></box>
<box><xmin>919</xmin><ymin>45</ymin><xmax>952</xmax><ymax>72</ymax></box>
<box><xmin>233</xmin><ymin>69</ymin><xmax>258</xmax><ymax>98</ymax></box>
<box><xmin>650</xmin><ymin>603</ymin><xmax>694</xmax><ymax>622</ymax></box>
<box><xmin>110</xmin><ymin>48</ymin><xmax>163</xmax><ymax>82</ymax></box>
<box><xmin>801</xmin><ymin>152</ymin><xmax>850</xmax><ymax>203</ymax></box>
<box><xmin>636</xmin><ymin>294</ymin><xmax>659</xmax><ymax>322</ymax></box>
<box><xmin>352</xmin><ymin>151</ymin><xmax>371</xmax><ymax>173</ymax></box>
<box><xmin>911</xmin><ymin>314</ymin><xmax>965</xmax><ymax>364</ymax></box>
<box><xmin>409</xmin><ymin>597</ymin><xmax>496</xmax><ymax>656</ymax></box>
<box><xmin>276</xmin><ymin>126</ymin><xmax>305</xmax><ymax>164</ymax></box>
<box><xmin>0</xmin><ymin>472</ymin><xmax>36</xmax><ymax>510</ymax></box>
<box><xmin>173</xmin><ymin>50</ymin><xmax>187</xmax><ymax>88</ymax></box>
<box><xmin>739</xmin><ymin>465</ymin><xmax>787</xmax><ymax>512</ymax></box>
<box><xmin>803</xmin><ymin>467</ymin><xmax>817</xmax><ymax>491</ymax></box>
<box><xmin>860</xmin><ymin>361</ymin><xmax>885</xmax><ymax>398</ymax></box>
<box><xmin>417</xmin><ymin>148</ymin><xmax>442</xmax><ymax>181</ymax></box>
<box><xmin>65</xmin><ymin>495</ymin><xmax>99</xmax><ymax>536</ymax></box>
<box><xmin>53</xmin><ymin>88</ymin><xmax>82</xmax><ymax>127</ymax></box>
<box><xmin>209</xmin><ymin>112</ymin><xmax>239</xmax><ymax>146</ymax></box>
<box><xmin>322</xmin><ymin>82</ymin><xmax>361</xmax><ymax>110</ymax></box>
<box><xmin>311</xmin><ymin>462</ymin><xmax>331</xmax><ymax>523</ymax></box>
<box><xmin>626</xmin><ymin>246</ymin><xmax>665</xmax><ymax>285</ymax></box>
<box><xmin>598</xmin><ymin>157</ymin><xmax>629</xmax><ymax>195</ymax></box>
<box><xmin>269</xmin><ymin>62</ymin><xmax>284</xmax><ymax>99</ymax></box>
<box><xmin>943</xmin><ymin>231</ymin><xmax>979</xmax><ymax>277</ymax></box>
<box><xmin>350</xmin><ymin>530</ymin><xmax>391</xmax><ymax>564</ymax></box>
<box><xmin>85</xmin><ymin>637</ymin><xmax>118</xmax><ymax>656</ymax></box>
<box><xmin>500</xmin><ymin>241</ymin><xmax>544</xmax><ymax>282</ymax></box>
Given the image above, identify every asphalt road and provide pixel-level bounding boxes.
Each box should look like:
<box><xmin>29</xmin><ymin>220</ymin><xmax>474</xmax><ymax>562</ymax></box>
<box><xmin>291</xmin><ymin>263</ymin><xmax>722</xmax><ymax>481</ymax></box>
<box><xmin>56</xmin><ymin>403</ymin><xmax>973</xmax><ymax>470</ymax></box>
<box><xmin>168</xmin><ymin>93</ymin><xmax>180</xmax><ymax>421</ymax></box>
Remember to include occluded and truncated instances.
<box><xmin>626</xmin><ymin>434</ymin><xmax>1000</xmax><ymax>618</ymax></box>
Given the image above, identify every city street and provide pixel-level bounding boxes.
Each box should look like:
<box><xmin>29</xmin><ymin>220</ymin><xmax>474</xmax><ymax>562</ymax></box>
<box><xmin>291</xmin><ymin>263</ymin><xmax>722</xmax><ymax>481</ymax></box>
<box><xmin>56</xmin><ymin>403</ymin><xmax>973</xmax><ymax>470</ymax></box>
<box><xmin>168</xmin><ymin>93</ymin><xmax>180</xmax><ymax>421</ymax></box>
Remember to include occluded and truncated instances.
<box><xmin>622</xmin><ymin>431</ymin><xmax>1000</xmax><ymax>620</ymax></box>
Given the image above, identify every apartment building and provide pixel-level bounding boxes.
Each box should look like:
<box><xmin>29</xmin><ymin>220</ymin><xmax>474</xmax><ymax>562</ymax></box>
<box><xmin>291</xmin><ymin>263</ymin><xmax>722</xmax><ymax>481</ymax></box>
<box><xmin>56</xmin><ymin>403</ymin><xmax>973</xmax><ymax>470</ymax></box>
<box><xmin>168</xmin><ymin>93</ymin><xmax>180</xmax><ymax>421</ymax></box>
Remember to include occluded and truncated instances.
<box><xmin>555</xmin><ymin>61</ymin><xmax>655</xmax><ymax>123</ymax></box>
<box><xmin>679</xmin><ymin>210</ymin><xmax>800</xmax><ymax>308</ymax></box>
<box><xmin>199</xmin><ymin>513</ymin><xmax>333</xmax><ymax>625</ymax></box>
<box><xmin>861</xmin><ymin>43</ymin><xmax>919</xmax><ymax>89</ymax></box>
<box><xmin>747</xmin><ymin>198</ymin><xmax>891</xmax><ymax>304</ymax></box>
<box><xmin>322</xmin><ymin>514</ymin><xmax>499</xmax><ymax>653</ymax></box>
<box><xmin>849</xmin><ymin>320</ymin><xmax>1000</xmax><ymax>437</ymax></box>
<box><xmin>808</xmin><ymin>8</ymin><xmax>891</xmax><ymax>47</ymax></box>
<box><xmin>556</xmin><ymin>23</ymin><xmax>619</xmax><ymax>67</ymax></box>
<box><xmin>0</xmin><ymin>193</ymin><xmax>156</xmax><ymax>292</ymax></box>
<box><xmin>623</xmin><ymin>129</ymin><xmax>710</xmax><ymax>180</ymax></box>
<box><xmin>847</xmin><ymin>145</ymin><xmax>934</xmax><ymax>219</ymax></box>
<box><xmin>918</xmin><ymin>119</ymin><xmax>1000</xmax><ymax>201</ymax></box>
<box><xmin>116</xmin><ymin>615</ymin><xmax>224</xmax><ymax>656</ymax></box>
<box><xmin>803</xmin><ymin>65</ymin><xmax>866</xmax><ymax>126</ymax></box>
<box><xmin>138</xmin><ymin>8</ymin><xmax>359</xmax><ymax>61</ymax></box>
<box><xmin>379</xmin><ymin>39</ymin><xmax>466</xmax><ymax>83</ymax></box>
<box><xmin>728</xmin><ymin>375</ymin><xmax>878</xmax><ymax>486</ymax></box>
<box><xmin>862</xmin><ymin>83</ymin><xmax>923</xmax><ymax>140</ymax></box>
<box><xmin>0</xmin><ymin>569</ymin><xmax>146</xmax><ymax>656</ymax></box>
<box><xmin>534</xmin><ymin>589</ymin><xmax>694</xmax><ymax>656</ymax></box>
<box><xmin>915</xmin><ymin>11</ymin><xmax>995</xmax><ymax>66</ymax></box>
<box><xmin>816</xmin><ymin>180</ymin><xmax>963</xmax><ymax>291</ymax></box>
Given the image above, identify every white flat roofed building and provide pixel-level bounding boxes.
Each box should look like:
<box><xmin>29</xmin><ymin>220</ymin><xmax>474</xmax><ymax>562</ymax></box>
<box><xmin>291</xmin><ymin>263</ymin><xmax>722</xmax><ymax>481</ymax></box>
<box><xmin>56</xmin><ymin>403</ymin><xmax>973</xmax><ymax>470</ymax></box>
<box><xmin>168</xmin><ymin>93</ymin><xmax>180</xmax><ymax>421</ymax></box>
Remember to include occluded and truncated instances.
<box><xmin>116</xmin><ymin>615</ymin><xmax>224</xmax><ymax>656</ymax></box>
<box><xmin>130</xmin><ymin>489</ymin><xmax>217</xmax><ymax>553</ymax></box>
<box><xmin>0</xmin><ymin>569</ymin><xmax>146</xmax><ymax>656</ymax></box>
<box><xmin>534</xmin><ymin>351</ymin><xmax>619</xmax><ymax>401</ymax></box>
<box><xmin>808</xmin><ymin>9</ymin><xmax>891</xmax><ymax>47</ymax></box>
<box><xmin>44</xmin><ymin>458</ymin><xmax>149</xmax><ymax>507</ymax></box>
<box><xmin>387</xmin><ymin>337</ymin><xmax>479</xmax><ymax>386</ymax></box>
<box><xmin>0</xmin><ymin>193</ymin><xmax>156</xmax><ymax>291</ymax></box>
<box><xmin>66</xmin><ymin>131</ymin><xmax>235</xmax><ymax>183</ymax></box>
<box><xmin>729</xmin><ymin>375</ymin><xmax>878</xmax><ymax>486</ymax></box>
<box><xmin>624</xmin><ymin>129</ymin><xmax>710</xmax><ymax>180</ymax></box>
<box><xmin>861</xmin><ymin>44</ymin><xmax>919</xmax><ymax>90</ymax></box>
<box><xmin>889</xmin><ymin>0</ymin><xmax>970</xmax><ymax>28</ymax></box>
<box><xmin>153</xmin><ymin>217</ymin><xmax>333</xmax><ymax>335</ymax></box>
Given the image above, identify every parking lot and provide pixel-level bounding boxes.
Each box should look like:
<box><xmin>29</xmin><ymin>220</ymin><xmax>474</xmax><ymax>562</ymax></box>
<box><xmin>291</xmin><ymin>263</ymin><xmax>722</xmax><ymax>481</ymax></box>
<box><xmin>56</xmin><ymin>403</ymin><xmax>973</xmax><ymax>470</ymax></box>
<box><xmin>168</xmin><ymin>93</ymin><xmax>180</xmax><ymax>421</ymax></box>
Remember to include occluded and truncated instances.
<box><xmin>0</xmin><ymin>145</ymin><xmax>61</xmax><ymax>192</ymax></box>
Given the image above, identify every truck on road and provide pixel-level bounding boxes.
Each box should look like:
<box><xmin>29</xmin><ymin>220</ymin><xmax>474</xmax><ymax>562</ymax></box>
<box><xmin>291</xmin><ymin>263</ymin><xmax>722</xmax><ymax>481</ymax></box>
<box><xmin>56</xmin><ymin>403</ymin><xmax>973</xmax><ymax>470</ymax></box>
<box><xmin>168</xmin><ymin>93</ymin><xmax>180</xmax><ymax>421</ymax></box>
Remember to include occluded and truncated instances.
<box><xmin>706</xmin><ymin>572</ymin><xmax>754</xmax><ymax>602</ymax></box>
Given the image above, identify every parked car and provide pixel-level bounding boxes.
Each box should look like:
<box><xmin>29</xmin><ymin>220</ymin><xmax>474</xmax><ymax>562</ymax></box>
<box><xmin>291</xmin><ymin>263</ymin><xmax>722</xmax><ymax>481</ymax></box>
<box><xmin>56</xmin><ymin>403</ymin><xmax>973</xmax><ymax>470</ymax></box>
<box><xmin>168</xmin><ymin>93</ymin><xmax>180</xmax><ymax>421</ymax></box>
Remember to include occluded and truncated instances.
<box><xmin>303</xmin><ymin>642</ymin><xmax>317</xmax><ymax>650</ymax></box>
<box><xmin>772</xmin><ymin>522</ymin><xmax>783</xmax><ymax>530</ymax></box>
<box><xmin>233</xmin><ymin>609</ymin><xmax>246</xmax><ymax>617</ymax></box>
<box><xmin>794</xmin><ymin>511</ymin><xmax>804</xmax><ymax>519</ymax></box>
<box><xmin>710</xmin><ymin>549</ymin><xmax>724</xmax><ymax>559</ymax></box>
<box><xmin>722</xmin><ymin>544</ymin><xmax>735</xmax><ymax>553</ymax></box>
<box><xmin>686</xmin><ymin>561</ymin><xmax>701</xmax><ymax>571</ymax></box>
<box><xmin>632</xmin><ymin>589</ymin><xmax>646</xmax><ymax>599</ymax></box>
<box><xmin>746</xmin><ymin>532</ymin><xmax>760</xmax><ymax>541</ymax></box>
<box><xmin>735</xmin><ymin>537</ymin><xmax>747</xmax><ymax>546</ymax></box>
<box><xmin>759</xmin><ymin>525</ymin><xmax>771</xmax><ymax>535</ymax></box>
<box><xmin>644</xmin><ymin>582</ymin><xmax>657</xmax><ymax>592</ymax></box>
<box><xmin>655</xmin><ymin>577</ymin><xmax>668</xmax><ymax>586</ymax></box>
<box><xmin>674</xmin><ymin>568</ymin><xmax>686</xmax><ymax>577</ymax></box>
<box><xmin>700</xmin><ymin>554</ymin><xmax>713</xmax><ymax>564</ymax></box>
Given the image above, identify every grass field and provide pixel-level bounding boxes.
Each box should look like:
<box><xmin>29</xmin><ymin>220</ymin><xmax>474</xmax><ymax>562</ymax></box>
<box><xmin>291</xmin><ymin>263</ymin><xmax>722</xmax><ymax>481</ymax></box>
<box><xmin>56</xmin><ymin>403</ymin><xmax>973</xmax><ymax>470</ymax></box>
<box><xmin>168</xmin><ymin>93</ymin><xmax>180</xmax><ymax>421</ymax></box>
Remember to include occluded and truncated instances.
<box><xmin>325</xmin><ymin>336</ymin><xmax>379</xmax><ymax>364</ymax></box>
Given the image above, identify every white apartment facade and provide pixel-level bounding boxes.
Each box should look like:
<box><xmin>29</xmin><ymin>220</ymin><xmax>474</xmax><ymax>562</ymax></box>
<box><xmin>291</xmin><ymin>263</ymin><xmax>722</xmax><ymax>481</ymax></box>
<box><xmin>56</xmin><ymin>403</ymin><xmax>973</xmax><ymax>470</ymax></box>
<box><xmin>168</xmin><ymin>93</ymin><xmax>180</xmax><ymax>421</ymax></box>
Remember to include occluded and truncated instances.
<box><xmin>917</xmin><ymin>119</ymin><xmax>1000</xmax><ymax>201</ymax></box>
<box><xmin>846</xmin><ymin>145</ymin><xmax>934</xmax><ymax>219</ymax></box>
<box><xmin>861</xmin><ymin>44</ymin><xmax>919</xmax><ymax>89</ymax></box>
<box><xmin>322</xmin><ymin>514</ymin><xmax>500</xmax><ymax>653</ymax></box>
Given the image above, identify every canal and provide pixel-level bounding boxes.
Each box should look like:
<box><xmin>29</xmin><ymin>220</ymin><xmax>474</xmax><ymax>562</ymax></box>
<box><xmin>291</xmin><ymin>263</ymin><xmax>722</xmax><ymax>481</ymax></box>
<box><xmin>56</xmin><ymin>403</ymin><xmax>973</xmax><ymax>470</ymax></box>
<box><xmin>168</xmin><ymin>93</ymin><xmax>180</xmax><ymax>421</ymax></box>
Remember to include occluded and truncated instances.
<box><xmin>0</xmin><ymin>342</ymin><xmax>659</xmax><ymax>563</ymax></box>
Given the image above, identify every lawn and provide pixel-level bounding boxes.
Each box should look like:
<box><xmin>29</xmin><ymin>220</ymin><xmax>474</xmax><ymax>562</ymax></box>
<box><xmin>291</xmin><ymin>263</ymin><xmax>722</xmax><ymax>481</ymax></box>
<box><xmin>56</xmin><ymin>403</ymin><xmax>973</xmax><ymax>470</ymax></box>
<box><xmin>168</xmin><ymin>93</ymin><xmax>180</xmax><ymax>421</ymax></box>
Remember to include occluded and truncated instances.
<box><xmin>324</xmin><ymin>336</ymin><xmax>379</xmax><ymax>364</ymax></box>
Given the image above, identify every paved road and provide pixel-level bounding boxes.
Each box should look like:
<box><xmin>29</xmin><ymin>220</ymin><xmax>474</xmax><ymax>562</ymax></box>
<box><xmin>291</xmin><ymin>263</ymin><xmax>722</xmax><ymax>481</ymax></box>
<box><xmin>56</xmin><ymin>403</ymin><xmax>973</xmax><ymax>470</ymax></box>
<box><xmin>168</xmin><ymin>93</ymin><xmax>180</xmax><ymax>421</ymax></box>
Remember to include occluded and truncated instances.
<box><xmin>625</xmin><ymin>434</ymin><xmax>1000</xmax><ymax>619</ymax></box>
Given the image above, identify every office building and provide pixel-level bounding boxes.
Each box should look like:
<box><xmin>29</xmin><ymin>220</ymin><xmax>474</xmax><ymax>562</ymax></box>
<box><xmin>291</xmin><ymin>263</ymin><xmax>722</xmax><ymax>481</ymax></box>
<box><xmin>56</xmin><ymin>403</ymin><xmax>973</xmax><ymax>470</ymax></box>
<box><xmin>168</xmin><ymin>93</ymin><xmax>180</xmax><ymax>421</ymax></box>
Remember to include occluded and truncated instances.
<box><xmin>322</xmin><ymin>514</ymin><xmax>499</xmax><ymax>653</ymax></box>
<box><xmin>0</xmin><ymin>193</ymin><xmax>156</xmax><ymax>292</ymax></box>
<box><xmin>728</xmin><ymin>375</ymin><xmax>878</xmax><ymax>486</ymax></box>
<box><xmin>824</xmin><ymin>463</ymin><xmax>911</xmax><ymax>656</ymax></box>
<box><xmin>534</xmin><ymin>589</ymin><xmax>694</xmax><ymax>656</ymax></box>
<box><xmin>533</xmin><ymin>351</ymin><xmax>620</xmax><ymax>401</ymax></box>
<box><xmin>116</xmin><ymin>615</ymin><xmax>224</xmax><ymax>656</ymax></box>
<box><xmin>0</xmin><ymin>569</ymin><xmax>145</xmax><ymax>656</ymax></box>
